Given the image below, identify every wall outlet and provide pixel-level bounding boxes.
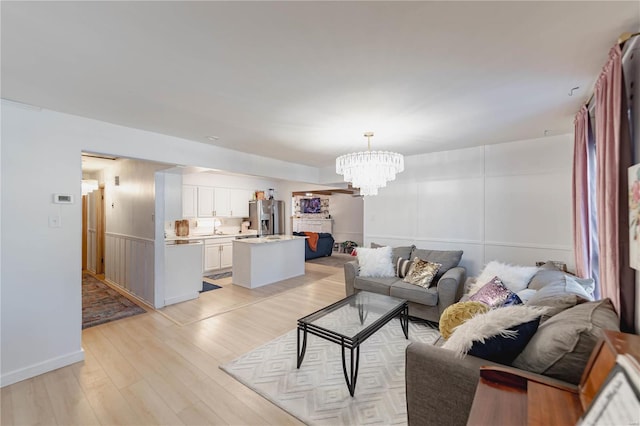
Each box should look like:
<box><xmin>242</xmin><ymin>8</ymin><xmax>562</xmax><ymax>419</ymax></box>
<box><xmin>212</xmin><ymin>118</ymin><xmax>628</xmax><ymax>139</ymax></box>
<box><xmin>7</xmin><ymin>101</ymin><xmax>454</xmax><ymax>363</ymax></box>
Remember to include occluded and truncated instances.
<box><xmin>48</xmin><ymin>215</ymin><xmax>61</xmax><ymax>228</ymax></box>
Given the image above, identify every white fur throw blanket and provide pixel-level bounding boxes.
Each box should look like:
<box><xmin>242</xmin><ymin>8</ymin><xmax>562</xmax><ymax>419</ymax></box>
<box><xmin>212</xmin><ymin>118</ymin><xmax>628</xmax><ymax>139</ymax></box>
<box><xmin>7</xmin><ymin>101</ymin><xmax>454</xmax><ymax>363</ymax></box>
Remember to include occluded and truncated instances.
<box><xmin>442</xmin><ymin>305</ymin><xmax>549</xmax><ymax>358</ymax></box>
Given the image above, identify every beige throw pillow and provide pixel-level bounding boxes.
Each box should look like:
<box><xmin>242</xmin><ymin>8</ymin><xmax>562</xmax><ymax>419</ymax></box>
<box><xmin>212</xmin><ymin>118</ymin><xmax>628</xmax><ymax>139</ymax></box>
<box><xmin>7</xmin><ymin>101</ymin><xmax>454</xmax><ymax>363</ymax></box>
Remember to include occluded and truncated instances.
<box><xmin>403</xmin><ymin>257</ymin><xmax>441</xmax><ymax>288</ymax></box>
<box><xmin>511</xmin><ymin>298</ymin><xmax>619</xmax><ymax>384</ymax></box>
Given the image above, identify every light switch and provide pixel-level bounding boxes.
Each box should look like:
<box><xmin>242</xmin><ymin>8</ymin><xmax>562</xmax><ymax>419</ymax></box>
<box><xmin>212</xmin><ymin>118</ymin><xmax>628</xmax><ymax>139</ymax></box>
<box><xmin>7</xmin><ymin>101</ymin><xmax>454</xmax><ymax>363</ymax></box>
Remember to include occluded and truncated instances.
<box><xmin>49</xmin><ymin>215</ymin><xmax>61</xmax><ymax>228</ymax></box>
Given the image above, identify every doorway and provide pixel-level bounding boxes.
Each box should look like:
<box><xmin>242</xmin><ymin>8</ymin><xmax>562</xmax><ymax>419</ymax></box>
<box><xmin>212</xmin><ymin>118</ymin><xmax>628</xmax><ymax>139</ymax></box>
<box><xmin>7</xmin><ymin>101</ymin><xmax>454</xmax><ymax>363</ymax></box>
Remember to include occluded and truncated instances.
<box><xmin>80</xmin><ymin>153</ymin><xmax>150</xmax><ymax>329</ymax></box>
<box><xmin>82</xmin><ymin>183</ymin><xmax>105</xmax><ymax>277</ymax></box>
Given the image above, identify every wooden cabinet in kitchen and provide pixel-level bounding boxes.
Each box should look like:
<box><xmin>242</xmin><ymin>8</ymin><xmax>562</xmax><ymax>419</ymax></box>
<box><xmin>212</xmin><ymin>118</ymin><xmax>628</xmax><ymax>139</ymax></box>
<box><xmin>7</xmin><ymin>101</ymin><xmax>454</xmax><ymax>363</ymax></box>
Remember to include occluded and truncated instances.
<box><xmin>203</xmin><ymin>237</ymin><xmax>234</xmax><ymax>272</ymax></box>
<box><xmin>182</xmin><ymin>185</ymin><xmax>198</xmax><ymax>218</ymax></box>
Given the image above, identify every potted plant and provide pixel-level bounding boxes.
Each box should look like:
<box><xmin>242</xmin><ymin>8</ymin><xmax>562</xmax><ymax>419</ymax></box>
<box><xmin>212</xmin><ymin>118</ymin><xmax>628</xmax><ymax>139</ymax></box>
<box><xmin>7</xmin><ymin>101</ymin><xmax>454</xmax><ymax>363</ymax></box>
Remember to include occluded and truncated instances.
<box><xmin>341</xmin><ymin>240</ymin><xmax>358</xmax><ymax>254</ymax></box>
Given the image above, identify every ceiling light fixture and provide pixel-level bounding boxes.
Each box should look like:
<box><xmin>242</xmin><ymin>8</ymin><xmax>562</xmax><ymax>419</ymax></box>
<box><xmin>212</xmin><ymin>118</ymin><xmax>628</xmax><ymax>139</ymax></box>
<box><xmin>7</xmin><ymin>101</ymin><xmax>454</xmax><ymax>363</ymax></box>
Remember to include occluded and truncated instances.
<box><xmin>336</xmin><ymin>132</ymin><xmax>404</xmax><ymax>196</ymax></box>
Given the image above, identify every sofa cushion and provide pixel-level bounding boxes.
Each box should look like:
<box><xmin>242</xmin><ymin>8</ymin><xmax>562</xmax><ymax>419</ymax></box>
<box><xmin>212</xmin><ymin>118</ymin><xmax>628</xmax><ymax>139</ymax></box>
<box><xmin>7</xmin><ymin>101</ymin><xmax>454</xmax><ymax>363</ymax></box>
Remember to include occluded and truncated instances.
<box><xmin>403</xmin><ymin>258</ymin><xmax>441</xmax><ymax>288</ymax></box>
<box><xmin>389</xmin><ymin>281</ymin><xmax>438</xmax><ymax>306</ymax></box>
<box><xmin>469</xmin><ymin>276</ymin><xmax>522</xmax><ymax>307</ymax></box>
<box><xmin>527</xmin><ymin>270</ymin><xmax>594</xmax><ymax>301</ymax></box>
<box><xmin>396</xmin><ymin>257</ymin><xmax>413</xmax><ymax>278</ymax></box>
<box><xmin>472</xmin><ymin>261</ymin><xmax>538</xmax><ymax>294</ymax></box>
<box><xmin>526</xmin><ymin>285</ymin><xmax>588</xmax><ymax>323</ymax></box>
<box><xmin>512</xmin><ymin>298</ymin><xmax>619</xmax><ymax>385</ymax></box>
<box><xmin>410</xmin><ymin>248</ymin><xmax>462</xmax><ymax>280</ymax></box>
<box><xmin>439</xmin><ymin>301</ymin><xmax>489</xmax><ymax>340</ymax></box>
<box><xmin>356</xmin><ymin>246</ymin><xmax>395</xmax><ymax>278</ymax></box>
<box><xmin>442</xmin><ymin>305</ymin><xmax>547</xmax><ymax>362</ymax></box>
<box><xmin>527</xmin><ymin>269</ymin><xmax>560</xmax><ymax>290</ymax></box>
<box><xmin>468</xmin><ymin>319</ymin><xmax>540</xmax><ymax>364</ymax></box>
<box><xmin>371</xmin><ymin>243</ymin><xmax>414</xmax><ymax>271</ymax></box>
<box><xmin>354</xmin><ymin>276</ymin><xmax>396</xmax><ymax>295</ymax></box>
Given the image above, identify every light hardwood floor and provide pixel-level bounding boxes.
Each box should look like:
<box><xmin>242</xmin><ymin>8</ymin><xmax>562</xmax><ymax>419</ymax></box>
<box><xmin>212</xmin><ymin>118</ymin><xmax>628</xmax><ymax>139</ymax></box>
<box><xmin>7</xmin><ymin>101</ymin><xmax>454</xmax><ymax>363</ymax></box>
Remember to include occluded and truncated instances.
<box><xmin>1</xmin><ymin>262</ymin><xmax>347</xmax><ymax>425</ymax></box>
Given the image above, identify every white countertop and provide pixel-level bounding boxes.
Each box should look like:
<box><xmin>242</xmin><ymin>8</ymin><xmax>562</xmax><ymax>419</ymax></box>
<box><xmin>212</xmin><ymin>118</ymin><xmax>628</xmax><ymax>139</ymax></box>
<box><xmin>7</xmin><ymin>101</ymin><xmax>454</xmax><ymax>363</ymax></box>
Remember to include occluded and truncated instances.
<box><xmin>233</xmin><ymin>235</ymin><xmax>307</xmax><ymax>244</ymax></box>
<box><xmin>165</xmin><ymin>233</ymin><xmax>248</xmax><ymax>242</ymax></box>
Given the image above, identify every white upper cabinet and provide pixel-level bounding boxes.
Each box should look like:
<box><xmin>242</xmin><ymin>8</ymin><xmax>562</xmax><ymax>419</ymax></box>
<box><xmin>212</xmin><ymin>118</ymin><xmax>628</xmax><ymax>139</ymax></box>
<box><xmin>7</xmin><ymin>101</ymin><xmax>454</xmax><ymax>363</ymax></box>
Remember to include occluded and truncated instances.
<box><xmin>215</xmin><ymin>188</ymin><xmax>252</xmax><ymax>217</ymax></box>
<box><xmin>229</xmin><ymin>189</ymin><xmax>252</xmax><ymax>217</ymax></box>
<box><xmin>182</xmin><ymin>185</ymin><xmax>197</xmax><ymax>218</ymax></box>
<box><xmin>183</xmin><ymin>185</ymin><xmax>253</xmax><ymax>218</ymax></box>
<box><xmin>214</xmin><ymin>187</ymin><xmax>231</xmax><ymax>217</ymax></box>
<box><xmin>197</xmin><ymin>186</ymin><xmax>215</xmax><ymax>217</ymax></box>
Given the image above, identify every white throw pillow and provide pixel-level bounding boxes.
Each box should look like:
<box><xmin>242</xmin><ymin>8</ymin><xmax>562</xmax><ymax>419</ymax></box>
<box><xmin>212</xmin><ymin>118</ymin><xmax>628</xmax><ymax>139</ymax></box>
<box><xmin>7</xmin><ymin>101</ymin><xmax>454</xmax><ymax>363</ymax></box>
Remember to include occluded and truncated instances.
<box><xmin>516</xmin><ymin>289</ymin><xmax>538</xmax><ymax>303</ymax></box>
<box><xmin>357</xmin><ymin>246</ymin><xmax>395</xmax><ymax>278</ymax></box>
<box><xmin>572</xmin><ymin>276</ymin><xmax>595</xmax><ymax>297</ymax></box>
<box><xmin>471</xmin><ymin>261</ymin><xmax>539</xmax><ymax>295</ymax></box>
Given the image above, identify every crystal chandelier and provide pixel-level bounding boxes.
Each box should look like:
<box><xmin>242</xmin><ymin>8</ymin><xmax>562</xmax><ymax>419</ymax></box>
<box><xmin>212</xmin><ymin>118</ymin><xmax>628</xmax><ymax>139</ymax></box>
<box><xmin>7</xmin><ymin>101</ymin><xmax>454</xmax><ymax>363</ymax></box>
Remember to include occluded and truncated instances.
<box><xmin>336</xmin><ymin>132</ymin><xmax>404</xmax><ymax>196</ymax></box>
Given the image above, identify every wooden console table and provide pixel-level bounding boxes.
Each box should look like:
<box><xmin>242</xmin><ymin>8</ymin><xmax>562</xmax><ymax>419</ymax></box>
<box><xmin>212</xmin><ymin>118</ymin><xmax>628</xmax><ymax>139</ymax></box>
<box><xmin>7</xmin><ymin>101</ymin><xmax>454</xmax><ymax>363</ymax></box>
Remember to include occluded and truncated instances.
<box><xmin>467</xmin><ymin>330</ymin><xmax>640</xmax><ymax>426</ymax></box>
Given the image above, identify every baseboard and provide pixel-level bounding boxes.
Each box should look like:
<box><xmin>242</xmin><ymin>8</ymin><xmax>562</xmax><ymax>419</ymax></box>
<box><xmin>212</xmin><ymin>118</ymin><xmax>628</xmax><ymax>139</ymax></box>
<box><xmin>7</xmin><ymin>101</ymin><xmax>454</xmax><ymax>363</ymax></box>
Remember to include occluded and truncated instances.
<box><xmin>165</xmin><ymin>292</ymin><xmax>199</xmax><ymax>306</ymax></box>
<box><xmin>1</xmin><ymin>349</ymin><xmax>85</xmax><ymax>388</ymax></box>
<box><xmin>102</xmin><ymin>277</ymin><xmax>155</xmax><ymax>311</ymax></box>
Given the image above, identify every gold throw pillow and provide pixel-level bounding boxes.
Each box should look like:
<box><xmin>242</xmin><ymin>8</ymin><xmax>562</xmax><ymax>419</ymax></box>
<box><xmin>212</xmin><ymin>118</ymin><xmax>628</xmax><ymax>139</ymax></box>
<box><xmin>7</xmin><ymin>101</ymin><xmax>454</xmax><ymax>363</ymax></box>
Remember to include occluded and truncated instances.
<box><xmin>403</xmin><ymin>257</ymin><xmax>442</xmax><ymax>288</ymax></box>
<box><xmin>439</xmin><ymin>301</ymin><xmax>490</xmax><ymax>339</ymax></box>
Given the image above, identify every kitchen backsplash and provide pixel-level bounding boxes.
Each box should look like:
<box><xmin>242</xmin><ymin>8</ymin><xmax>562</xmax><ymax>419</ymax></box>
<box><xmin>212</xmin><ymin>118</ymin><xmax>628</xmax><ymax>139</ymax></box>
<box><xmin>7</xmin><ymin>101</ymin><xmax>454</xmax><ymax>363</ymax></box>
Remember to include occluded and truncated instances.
<box><xmin>165</xmin><ymin>217</ymin><xmax>243</xmax><ymax>237</ymax></box>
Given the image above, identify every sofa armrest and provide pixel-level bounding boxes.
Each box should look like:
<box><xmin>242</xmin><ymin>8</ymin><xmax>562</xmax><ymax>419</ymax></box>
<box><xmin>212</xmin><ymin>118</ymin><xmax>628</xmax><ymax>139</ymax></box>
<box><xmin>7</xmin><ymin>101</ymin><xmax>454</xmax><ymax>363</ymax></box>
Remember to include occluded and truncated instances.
<box><xmin>435</xmin><ymin>266</ymin><xmax>466</xmax><ymax>317</ymax></box>
<box><xmin>344</xmin><ymin>260</ymin><xmax>359</xmax><ymax>296</ymax></box>
<box><xmin>406</xmin><ymin>342</ymin><xmax>495</xmax><ymax>426</ymax></box>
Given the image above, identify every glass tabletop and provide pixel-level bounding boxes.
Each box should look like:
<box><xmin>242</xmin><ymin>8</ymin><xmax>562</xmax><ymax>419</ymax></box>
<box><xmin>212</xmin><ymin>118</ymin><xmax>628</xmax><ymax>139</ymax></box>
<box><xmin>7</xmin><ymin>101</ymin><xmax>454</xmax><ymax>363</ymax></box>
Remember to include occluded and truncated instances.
<box><xmin>298</xmin><ymin>291</ymin><xmax>407</xmax><ymax>340</ymax></box>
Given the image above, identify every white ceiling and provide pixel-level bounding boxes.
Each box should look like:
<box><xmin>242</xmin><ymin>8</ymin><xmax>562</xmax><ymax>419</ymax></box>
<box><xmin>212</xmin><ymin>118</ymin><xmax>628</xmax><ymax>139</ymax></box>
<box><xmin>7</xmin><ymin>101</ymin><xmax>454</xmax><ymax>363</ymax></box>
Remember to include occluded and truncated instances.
<box><xmin>2</xmin><ymin>1</ymin><xmax>638</xmax><ymax>168</ymax></box>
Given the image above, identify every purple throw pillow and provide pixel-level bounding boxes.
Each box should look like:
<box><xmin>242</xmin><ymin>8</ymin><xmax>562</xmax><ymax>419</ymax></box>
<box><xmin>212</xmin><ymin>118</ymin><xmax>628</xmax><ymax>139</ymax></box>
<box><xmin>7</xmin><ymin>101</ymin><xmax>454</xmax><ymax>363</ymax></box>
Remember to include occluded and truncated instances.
<box><xmin>470</xmin><ymin>276</ymin><xmax>523</xmax><ymax>308</ymax></box>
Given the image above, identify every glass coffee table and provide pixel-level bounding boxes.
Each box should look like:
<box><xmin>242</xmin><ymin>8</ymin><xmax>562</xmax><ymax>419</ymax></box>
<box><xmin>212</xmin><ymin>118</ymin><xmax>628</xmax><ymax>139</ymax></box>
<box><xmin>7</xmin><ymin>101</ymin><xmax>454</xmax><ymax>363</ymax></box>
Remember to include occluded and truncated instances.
<box><xmin>296</xmin><ymin>291</ymin><xmax>409</xmax><ymax>396</ymax></box>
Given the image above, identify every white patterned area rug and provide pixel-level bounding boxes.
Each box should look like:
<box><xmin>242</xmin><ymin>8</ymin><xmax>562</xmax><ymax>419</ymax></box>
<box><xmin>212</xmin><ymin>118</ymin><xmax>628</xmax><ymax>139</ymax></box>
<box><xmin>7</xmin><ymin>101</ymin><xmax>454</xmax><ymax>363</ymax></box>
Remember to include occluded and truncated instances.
<box><xmin>220</xmin><ymin>319</ymin><xmax>440</xmax><ymax>425</ymax></box>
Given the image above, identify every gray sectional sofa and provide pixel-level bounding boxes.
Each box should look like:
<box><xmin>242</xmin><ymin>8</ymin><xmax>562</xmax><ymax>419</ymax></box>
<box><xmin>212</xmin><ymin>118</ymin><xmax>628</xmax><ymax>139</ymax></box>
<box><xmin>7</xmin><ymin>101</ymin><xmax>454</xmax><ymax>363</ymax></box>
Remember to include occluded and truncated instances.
<box><xmin>343</xmin><ymin>244</ymin><xmax>466</xmax><ymax>323</ymax></box>
<box><xmin>405</xmin><ymin>265</ymin><xmax>620</xmax><ymax>426</ymax></box>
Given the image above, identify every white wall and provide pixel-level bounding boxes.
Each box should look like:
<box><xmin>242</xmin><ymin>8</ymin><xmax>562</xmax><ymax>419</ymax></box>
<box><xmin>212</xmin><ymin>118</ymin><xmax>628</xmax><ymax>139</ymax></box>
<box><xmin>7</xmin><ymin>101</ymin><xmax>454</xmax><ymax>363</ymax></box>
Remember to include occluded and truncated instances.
<box><xmin>364</xmin><ymin>134</ymin><xmax>574</xmax><ymax>277</ymax></box>
<box><xmin>1</xmin><ymin>105</ymin><xmax>85</xmax><ymax>386</ymax></box>
<box><xmin>329</xmin><ymin>193</ymin><xmax>364</xmax><ymax>245</ymax></box>
<box><xmin>0</xmin><ymin>103</ymin><xmax>326</xmax><ymax>387</ymax></box>
<box><xmin>101</xmin><ymin>159</ymin><xmax>168</xmax><ymax>305</ymax></box>
<box><xmin>103</xmin><ymin>159</ymin><xmax>167</xmax><ymax>239</ymax></box>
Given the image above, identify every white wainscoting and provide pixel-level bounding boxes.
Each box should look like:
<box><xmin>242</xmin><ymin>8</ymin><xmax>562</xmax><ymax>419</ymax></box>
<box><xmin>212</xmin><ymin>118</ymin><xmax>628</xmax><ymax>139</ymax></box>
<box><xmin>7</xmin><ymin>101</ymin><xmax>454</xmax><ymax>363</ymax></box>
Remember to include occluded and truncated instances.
<box><xmin>105</xmin><ymin>232</ymin><xmax>155</xmax><ymax>304</ymax></box>
<box><xmin>332</xmin><ymin>231</ymin><xmax>364</xmax><ymax>246</ymax></box>
<box><xmin>87</xmin><ymin>229</ymin><xmax>97</xmax><ymax>273</ymax></box>
<box><xmin>363</xmin><ymin>135</ymin><xmax>575</xmax><ymax>277</ymax></box>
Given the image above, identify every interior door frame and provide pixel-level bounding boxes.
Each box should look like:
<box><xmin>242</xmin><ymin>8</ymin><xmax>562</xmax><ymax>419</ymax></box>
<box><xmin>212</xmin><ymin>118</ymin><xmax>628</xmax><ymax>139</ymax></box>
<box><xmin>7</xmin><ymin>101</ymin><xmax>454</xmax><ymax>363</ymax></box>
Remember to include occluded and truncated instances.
<box><xmin>82</xmin><ymin>195</ymin><xmax>87</xmax><ymax>270</ymax></box>
<box><xmin>96</xmin><ymin>185</ymin><xmax>105</xmax><ymax>275</ymax></box>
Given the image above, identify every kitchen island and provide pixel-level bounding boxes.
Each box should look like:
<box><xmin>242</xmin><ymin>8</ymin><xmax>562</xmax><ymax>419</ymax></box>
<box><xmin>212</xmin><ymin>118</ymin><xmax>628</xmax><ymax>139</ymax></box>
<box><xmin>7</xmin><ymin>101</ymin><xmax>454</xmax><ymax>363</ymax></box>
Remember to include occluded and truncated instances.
<box><xmin>232</xmin><ymin>235</ymin><xmax>307</xmax><ymax>288</ymax></box>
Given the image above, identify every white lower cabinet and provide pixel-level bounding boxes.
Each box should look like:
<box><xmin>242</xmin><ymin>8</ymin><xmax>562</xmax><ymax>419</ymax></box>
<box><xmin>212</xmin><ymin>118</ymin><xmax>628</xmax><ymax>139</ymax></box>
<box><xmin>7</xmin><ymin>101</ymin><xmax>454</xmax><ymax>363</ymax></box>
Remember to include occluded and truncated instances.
<box><xmin>204</xmin><ymin>244</ymin><xmax>221</xmax><ymax>271</ymax></box>
<box><xmin>204</xmin><ymin>238</ymin><xmax>234</xmax><ymax>272</ymax></box>
<box><xmin>220</xmin><ymin>243</ymin><xmax>233</xmax><ymax>268</ymax></box>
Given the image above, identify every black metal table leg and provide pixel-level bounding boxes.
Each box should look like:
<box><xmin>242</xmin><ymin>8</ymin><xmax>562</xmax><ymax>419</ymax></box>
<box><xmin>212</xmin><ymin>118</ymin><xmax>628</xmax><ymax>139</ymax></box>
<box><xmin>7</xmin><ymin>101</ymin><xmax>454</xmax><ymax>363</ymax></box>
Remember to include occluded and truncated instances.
<box><xmin>341</xmin><ymin>340</ymin><xmax>360</xmax><ymax>397</ymax></box>
<box><xmin>297</xmin><ymin>325</ymin><xmax>308</xmax><ymax>368</ymax></box>
<box><xmin>400</xmin><ymin>304</ymin><xmax>409</xmax><ymax>339</ymax></box>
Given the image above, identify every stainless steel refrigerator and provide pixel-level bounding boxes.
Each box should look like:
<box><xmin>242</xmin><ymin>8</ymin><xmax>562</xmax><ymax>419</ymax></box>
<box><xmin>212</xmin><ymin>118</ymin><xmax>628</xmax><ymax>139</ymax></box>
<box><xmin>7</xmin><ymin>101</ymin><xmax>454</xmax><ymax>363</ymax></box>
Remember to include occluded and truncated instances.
<box><xmin>248</xmin><ymin>200</ymin><xmax>285</xmax><ymax>236</ymax></box>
